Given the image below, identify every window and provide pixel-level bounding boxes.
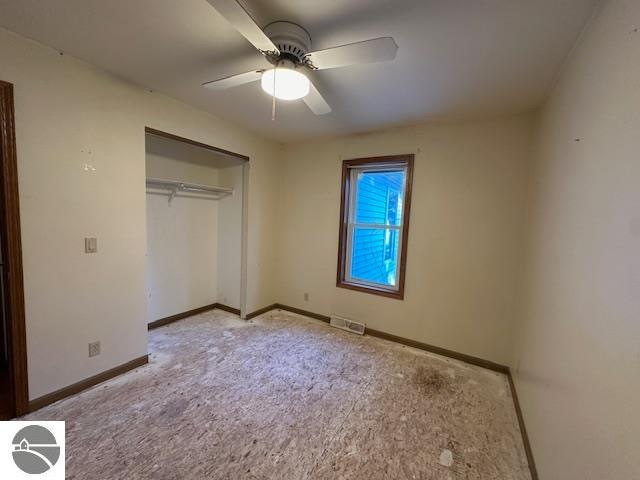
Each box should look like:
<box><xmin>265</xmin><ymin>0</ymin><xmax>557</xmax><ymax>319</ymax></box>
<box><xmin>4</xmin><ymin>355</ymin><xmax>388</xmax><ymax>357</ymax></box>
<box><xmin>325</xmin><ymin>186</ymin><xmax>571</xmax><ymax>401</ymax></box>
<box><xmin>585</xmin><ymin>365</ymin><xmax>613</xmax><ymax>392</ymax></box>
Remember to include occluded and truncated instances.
<box><xmin>337</xmin><ymin>155</ymin><xmax>414</xmax><ymax>299</ymax></box>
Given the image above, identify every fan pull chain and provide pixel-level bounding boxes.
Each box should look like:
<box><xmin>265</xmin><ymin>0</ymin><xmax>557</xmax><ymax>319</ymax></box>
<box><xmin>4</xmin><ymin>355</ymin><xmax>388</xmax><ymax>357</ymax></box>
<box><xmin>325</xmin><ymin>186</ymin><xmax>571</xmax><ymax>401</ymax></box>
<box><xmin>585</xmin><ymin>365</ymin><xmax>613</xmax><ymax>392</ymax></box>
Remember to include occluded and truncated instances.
<box><xmin>271</xmin><ymin>91</ymin><xmax>276</xmax><ymax>121</ymax></box>
<box><xmin>271</xmin><ymin>65</ymin><xmax>277</xmax><ymax>121</ymax></box>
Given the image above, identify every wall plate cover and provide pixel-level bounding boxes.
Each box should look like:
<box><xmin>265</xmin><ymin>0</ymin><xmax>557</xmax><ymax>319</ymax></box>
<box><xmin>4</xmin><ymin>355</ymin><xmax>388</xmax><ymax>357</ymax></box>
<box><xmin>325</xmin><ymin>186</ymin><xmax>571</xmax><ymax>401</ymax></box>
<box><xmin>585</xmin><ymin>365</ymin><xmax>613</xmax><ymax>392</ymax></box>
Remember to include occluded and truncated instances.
<box><xmin>85</xmin><ymin>237</ymin><xmax>98</xmax><ymax>253</ymax></box>
<box><xmin>88</xmin><ymin>341</ymin><xmax>100</xmax><ymax>357</ymax></box>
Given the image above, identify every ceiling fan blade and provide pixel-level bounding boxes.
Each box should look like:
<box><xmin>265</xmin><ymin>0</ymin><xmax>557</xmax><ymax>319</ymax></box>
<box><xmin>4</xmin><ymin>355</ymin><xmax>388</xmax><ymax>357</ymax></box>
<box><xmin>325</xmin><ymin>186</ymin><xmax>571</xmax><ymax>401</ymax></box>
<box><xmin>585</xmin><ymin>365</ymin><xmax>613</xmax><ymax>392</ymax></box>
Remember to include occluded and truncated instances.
<box><xmin>305</xmin><ymin>37</ymin><xmax>398</xmax><ymax>70</ymax></box>
<box><xmin>206</xmin><ymin>0</ymin><xmax>279</xmax><ymax>55</ymax></box>
<box><xmin>202</xmin><ymin>70</ymin><xmax>264</xmax><ymax>90</ymax></box>
<box><xmin>303</xmin><ymin>80</ymin><xmax>332</xmax><ymax>115</ymax></box>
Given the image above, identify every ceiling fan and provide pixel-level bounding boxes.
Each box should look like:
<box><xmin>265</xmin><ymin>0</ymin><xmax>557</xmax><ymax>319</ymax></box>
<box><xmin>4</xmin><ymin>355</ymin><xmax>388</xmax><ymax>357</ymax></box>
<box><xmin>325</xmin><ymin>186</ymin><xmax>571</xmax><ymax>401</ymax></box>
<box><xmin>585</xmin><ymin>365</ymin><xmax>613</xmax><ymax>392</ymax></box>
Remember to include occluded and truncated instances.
<box><xmin>203</xmin><ymin>0</ymin><xmax>399</xmax><ymax>116</ymax></box>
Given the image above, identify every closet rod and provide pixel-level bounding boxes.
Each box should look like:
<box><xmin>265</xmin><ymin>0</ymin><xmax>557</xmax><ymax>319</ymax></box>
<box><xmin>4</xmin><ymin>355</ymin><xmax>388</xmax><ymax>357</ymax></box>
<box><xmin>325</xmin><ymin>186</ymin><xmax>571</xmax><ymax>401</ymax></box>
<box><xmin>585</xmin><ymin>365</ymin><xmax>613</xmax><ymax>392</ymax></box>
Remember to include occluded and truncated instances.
<box><xmin>146</xmin><ymin>177</ymin><xmax>233</xmax><ymax>202</ymax></box>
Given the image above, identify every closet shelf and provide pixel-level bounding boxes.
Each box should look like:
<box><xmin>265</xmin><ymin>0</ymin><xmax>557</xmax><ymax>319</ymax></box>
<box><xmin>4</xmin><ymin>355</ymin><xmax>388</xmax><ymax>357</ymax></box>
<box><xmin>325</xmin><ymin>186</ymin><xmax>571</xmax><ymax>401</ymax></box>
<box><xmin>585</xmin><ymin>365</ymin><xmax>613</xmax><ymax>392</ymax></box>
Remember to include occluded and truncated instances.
<box><xmin>146</xmin><ymin>177</ymin><xmax>233</xmax><ymax>203</ymax></box>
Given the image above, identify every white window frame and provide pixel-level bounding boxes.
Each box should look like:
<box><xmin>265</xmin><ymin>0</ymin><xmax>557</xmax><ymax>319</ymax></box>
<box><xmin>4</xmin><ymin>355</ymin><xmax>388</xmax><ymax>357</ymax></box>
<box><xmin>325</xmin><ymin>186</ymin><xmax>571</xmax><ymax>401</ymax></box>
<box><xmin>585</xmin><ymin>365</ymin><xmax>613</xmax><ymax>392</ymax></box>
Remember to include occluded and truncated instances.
<box><xmin>344</xmin><ymin>164</ymin><xmax>408</xmax><ymax>292</ymax></box>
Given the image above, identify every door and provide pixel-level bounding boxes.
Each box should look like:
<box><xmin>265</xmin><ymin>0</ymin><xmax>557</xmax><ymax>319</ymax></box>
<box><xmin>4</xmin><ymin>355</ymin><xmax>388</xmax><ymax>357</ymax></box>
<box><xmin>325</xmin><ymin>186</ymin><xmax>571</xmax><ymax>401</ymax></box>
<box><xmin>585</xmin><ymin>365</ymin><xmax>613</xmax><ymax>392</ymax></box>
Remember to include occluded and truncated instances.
<box><xmin>0</xmin><ymin>80</ymin><xmax>28</xmax><ymax>419</ymax></box>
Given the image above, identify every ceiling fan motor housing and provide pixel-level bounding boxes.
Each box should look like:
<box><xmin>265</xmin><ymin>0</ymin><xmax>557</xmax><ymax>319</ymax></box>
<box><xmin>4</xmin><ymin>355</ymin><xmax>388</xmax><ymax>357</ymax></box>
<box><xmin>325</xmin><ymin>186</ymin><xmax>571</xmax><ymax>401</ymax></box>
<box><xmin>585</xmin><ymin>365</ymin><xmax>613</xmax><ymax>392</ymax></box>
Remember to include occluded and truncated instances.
<box><xmin>263</xmin><ymin>21</ymin><xmax>312</xmax><ymax>64</ymax></box>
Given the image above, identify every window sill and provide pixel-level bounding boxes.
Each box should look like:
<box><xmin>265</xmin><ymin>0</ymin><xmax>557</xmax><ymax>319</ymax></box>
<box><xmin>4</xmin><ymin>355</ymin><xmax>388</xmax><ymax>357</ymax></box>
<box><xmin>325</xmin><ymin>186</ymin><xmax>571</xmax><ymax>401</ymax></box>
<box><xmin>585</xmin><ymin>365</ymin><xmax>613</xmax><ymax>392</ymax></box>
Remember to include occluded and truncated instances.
<box><xmin>336</xmin><ymin>280</ymin><xmax>404</xmax><ymax>300</ymax></box>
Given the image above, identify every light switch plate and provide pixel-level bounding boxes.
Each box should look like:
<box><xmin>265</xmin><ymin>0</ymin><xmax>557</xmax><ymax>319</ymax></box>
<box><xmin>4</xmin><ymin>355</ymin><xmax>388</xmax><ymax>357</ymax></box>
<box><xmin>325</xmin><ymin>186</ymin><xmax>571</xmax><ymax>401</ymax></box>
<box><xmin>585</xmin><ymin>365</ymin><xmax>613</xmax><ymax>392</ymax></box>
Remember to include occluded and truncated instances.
<box><xmin>85</xmin><ymin>237</ymin><xmax>98</xmax><ymax>253</ymax></box>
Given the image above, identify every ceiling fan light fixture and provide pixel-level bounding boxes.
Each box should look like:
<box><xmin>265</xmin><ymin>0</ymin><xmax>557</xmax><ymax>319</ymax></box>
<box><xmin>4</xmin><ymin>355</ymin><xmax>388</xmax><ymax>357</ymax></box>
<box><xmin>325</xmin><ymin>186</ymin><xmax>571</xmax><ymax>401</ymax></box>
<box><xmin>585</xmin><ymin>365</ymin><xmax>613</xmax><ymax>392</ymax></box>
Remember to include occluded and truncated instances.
<box><xmin>261</xmin><ymin>67</ymin><xmax>310</xmax><ymax>101</ymax></box>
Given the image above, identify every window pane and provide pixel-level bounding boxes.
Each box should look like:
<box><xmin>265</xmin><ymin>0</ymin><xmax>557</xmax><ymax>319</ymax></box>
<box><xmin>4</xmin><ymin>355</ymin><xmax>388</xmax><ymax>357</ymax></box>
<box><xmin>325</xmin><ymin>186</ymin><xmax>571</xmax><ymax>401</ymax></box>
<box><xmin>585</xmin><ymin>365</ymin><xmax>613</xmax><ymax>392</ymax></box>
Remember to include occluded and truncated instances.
<box><xmin>350</xmin><ymin>227</ymin><xmax>400</xmax><ymax>287</ymax></box>
<box><xmin>354</xmin><ymin>170</ymin><xmax>405</xmax><ymax>226</ymax></box>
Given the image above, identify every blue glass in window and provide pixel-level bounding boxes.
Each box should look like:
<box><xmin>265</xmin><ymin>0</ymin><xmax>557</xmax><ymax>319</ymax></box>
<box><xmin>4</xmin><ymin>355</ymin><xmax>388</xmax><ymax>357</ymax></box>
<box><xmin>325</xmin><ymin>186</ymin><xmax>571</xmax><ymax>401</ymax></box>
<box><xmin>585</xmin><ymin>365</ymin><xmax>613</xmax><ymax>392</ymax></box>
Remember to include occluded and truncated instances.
<box><xmin>354</xmin><ymin>170</ymin><xmax>405</xmax><ymax>226</ymax></box>
<box><xmin>351</xmin><ymin>227</ymin><xmax>400</xmax><ymax>287</ymax></box>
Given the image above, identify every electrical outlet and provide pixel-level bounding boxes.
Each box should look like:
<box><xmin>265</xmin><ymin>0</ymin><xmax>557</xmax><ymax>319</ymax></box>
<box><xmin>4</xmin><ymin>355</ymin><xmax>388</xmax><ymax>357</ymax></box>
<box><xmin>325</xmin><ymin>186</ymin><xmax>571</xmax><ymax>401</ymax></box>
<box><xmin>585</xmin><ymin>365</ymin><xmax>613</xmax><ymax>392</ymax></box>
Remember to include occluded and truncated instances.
<box><xmin>88</xmin><ymin>341</ymin><xmax>101</xmax><ymax>357</ymax></box>
<box><xmin>304</xmin><ymin>292</ymin><xmax>309</xmax><ymax>301</ymax></box>
<box><xmin>84</xmin><ymin>237</ymin><xmax>98</xmax><ymax>253</ymax></box>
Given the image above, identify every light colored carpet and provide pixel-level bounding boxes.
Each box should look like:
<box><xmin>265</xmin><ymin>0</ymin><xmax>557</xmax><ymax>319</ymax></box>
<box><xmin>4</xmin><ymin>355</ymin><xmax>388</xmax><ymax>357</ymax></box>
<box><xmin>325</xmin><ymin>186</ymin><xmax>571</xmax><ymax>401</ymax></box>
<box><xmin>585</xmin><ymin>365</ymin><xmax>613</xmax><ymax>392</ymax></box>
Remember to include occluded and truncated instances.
<box><xmin>24</xmin><ymin>309</ymin><xmax>531</xmax><ymax>479</ymax></box>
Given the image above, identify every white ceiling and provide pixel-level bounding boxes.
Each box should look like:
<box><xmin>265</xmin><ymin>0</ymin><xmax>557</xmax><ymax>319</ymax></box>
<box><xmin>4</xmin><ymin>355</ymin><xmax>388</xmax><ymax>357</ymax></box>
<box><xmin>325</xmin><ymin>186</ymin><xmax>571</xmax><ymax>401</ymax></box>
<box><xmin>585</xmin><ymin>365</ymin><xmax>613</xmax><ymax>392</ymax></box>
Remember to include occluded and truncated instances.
<box><xmin>0</xmin><ymin>0</ymin><xmax>597</xmax><ymax>142</ymax></box>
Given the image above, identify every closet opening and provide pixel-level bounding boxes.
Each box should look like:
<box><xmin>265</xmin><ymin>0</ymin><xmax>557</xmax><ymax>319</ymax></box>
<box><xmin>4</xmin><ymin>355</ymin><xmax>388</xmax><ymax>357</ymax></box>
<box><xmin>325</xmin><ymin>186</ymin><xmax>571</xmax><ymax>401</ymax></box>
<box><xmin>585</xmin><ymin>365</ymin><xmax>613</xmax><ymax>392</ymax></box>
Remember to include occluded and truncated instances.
<box><xmin>144</xmin><ymin>128</ymin><xmax>248</xmax><ymax>332</ymax></box>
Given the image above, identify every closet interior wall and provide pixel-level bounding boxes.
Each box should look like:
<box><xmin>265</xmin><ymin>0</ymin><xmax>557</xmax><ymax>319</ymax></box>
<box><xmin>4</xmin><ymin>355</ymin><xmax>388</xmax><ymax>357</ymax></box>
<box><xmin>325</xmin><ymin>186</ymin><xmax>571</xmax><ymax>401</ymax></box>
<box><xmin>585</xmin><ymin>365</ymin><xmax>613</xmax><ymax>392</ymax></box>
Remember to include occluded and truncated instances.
<box><xmin>145</xmin><ymin>134</ymin><xmax>243</xmax><ymax>324</ymax></box>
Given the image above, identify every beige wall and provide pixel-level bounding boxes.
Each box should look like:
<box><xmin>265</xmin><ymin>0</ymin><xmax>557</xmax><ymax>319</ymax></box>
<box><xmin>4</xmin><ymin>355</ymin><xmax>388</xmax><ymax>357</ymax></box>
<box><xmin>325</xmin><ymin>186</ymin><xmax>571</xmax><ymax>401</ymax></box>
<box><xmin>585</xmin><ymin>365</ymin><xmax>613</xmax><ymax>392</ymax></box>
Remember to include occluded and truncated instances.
<box><xmin>145</xmin><ymin>150</ymin><xmax>220</xmax><ymax>323</ymax></box>
<box><xmin>277</xmin><ymin>116</ymin><xmax>534</xmax><ymax>366</ymax></box>
<box><xmin>0</xmin><ymin>27</ymin><xmax>281</xmax><ymax>400</ymax></box>
<box><xmin>245</xmin><ymin>156</ymin><xmax>282</xmax><ymax>312</ymax></box>
<box><xmin>513</xmin><ymin>1</ymin><xmax>640</xmax><ymax>478</ymax></box>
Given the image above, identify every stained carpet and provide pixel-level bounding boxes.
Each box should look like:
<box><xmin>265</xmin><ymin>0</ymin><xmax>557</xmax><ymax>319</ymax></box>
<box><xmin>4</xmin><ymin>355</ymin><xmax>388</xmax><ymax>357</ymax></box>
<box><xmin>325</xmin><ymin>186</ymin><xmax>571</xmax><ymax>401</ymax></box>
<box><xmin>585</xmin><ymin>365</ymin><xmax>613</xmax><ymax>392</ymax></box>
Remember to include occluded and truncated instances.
<box><xmin>23</xmin><ymin>309</ymin><xmax>531</xmax><ymax>479</ymax></box>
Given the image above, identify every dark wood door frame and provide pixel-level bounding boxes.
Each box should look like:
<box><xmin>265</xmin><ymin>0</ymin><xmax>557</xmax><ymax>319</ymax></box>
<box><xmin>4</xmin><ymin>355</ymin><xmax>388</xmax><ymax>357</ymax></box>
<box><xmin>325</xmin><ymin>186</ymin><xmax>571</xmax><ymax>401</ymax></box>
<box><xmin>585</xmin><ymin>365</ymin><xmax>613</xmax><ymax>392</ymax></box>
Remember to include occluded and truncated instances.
<box><xmin>0</xmin><ymin>80</ymin><xmax>29</xmax><ymax>417</ymax></box>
